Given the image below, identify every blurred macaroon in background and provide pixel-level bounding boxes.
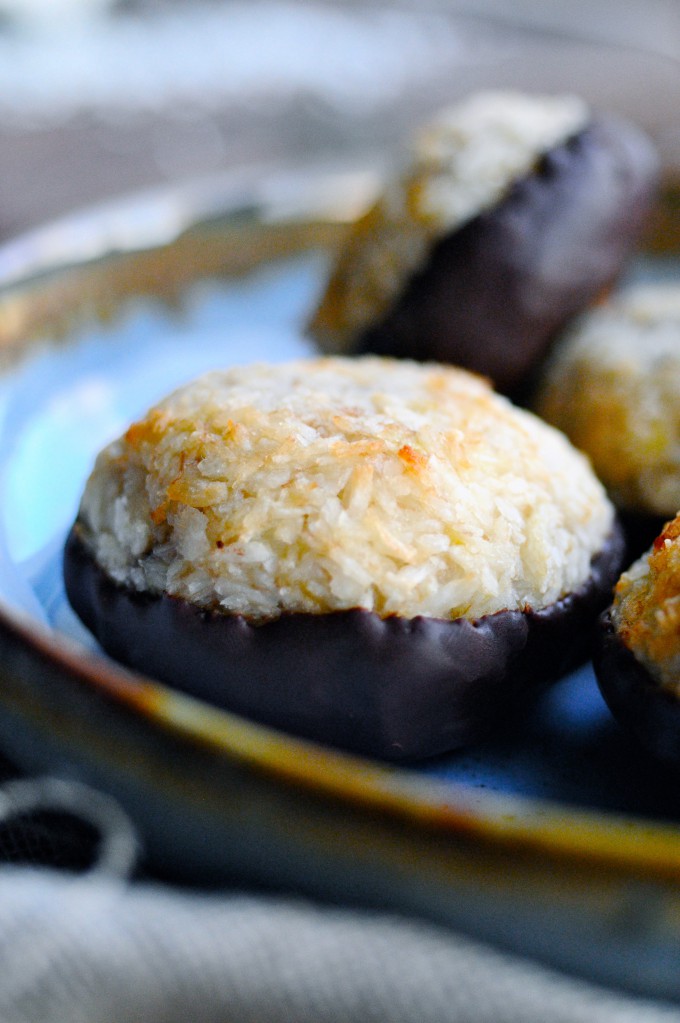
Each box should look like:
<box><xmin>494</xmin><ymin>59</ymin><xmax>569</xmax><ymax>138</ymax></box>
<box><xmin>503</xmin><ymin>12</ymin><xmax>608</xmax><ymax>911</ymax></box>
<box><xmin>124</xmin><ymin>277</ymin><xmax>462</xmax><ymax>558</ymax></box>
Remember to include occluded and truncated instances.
<box><xmin>0</xmin><ymin>0</ymin><xmax>677</xmax><ymax>240</ymax></box>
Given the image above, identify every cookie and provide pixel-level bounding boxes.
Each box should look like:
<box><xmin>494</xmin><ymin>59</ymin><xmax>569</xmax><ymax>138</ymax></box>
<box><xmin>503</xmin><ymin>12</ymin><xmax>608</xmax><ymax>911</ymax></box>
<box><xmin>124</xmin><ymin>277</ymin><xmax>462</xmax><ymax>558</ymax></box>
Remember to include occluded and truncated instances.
<box><xmin>65</xmin><ymin>356</ymin><xmax>622</xmax><ymax>759</ymax></box>
<box><xmin>596</xmin><ymin>514</ymin><xmax>680</xmax><ymax>764</ymax></box>
<box><xmin>534</xmin><ymin>283</ymin><xmax>680</xmax><ymax>527</ymax></box>
<box><xmin>309</xmin><ymin>92</ymin><xmax>657</xmax><ymax>395</ymax></box>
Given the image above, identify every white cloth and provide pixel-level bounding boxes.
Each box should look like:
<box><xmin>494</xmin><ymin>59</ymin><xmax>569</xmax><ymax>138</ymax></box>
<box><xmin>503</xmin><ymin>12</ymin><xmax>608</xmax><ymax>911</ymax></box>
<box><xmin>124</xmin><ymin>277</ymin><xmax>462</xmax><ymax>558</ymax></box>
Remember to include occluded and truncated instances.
<box><xmin>0</xmin><ymin>868</ymin><xmax>679</xmax><ymax>1023</ymax></box>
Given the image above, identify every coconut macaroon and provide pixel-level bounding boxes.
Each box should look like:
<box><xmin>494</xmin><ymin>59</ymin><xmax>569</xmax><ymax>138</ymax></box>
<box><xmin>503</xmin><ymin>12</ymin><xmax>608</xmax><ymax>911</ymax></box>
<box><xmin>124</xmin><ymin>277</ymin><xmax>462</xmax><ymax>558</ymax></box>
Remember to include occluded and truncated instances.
<box><xmin>534</xmin><ymin>284</ymin><xmax>680</xmax><ymax>521</ymax></box>
<box><xmin>308</xmin><ymin>90</ymin><xmax>657</xmax><ymax>395</ymax></box>
<box><xmin>610</xmin><ymin>517</ymin><xmax>680</xmax><ymax>693</ymax></box>
<box><xmin>65</xmin><ymin>356</ymin><xmax>623</xmax><ymax>760</ymax></box>
<box><xmin>596</xmin><ymin>514</ymin><xmax>680</xmax><ymax>765</ymax></box>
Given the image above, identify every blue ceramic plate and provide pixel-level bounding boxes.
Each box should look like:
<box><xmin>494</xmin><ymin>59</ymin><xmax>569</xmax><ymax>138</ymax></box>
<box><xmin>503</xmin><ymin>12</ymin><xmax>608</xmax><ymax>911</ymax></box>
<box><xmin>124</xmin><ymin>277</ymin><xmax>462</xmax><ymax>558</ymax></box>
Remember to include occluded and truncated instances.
<box><xmin>1</xmin><ymin>165</ymin><xmax>680</xmax><ymax>1000</ymax></box>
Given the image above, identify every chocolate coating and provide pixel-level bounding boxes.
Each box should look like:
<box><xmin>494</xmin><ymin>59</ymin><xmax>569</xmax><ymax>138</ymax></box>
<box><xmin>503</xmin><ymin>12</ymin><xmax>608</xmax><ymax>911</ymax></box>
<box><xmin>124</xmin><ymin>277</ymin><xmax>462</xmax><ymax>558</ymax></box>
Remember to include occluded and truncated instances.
<box><xmin>64</xmin><ymin>522</ymin><xmax>625</xmax><ymax>761</ymax></box>
<box><xmin>356</xmin><ymin>115</ymin><xmax>658</xmax><ymax>396</ymax></box>
<box><xmin>595</xmin><ymin>612</ymin><xmax>680</xmax><ymax>766</ymax></box>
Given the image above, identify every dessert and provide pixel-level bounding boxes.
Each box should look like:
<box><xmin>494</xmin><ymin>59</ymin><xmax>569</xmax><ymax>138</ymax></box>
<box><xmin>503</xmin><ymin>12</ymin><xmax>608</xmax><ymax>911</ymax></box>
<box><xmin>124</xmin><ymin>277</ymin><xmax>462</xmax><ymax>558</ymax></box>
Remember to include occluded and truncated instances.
<box><xmin>308</xmin><ymin>91</ymin><xmax>657</xmax><ymax>395</ymax></box>
<box><xmin>534</xmin><ymin>283</ymin><xmax>680</xmax><ymax>552</ymax></box>
<box><xmin>64</xmin><ymin>356</ymin><xmax>623</xmax><ymax>760</ymax></box>
<box><xmin>596</xmin><ymin>514</ymin><xmax>680</xmax><ymax>764</ymax></box>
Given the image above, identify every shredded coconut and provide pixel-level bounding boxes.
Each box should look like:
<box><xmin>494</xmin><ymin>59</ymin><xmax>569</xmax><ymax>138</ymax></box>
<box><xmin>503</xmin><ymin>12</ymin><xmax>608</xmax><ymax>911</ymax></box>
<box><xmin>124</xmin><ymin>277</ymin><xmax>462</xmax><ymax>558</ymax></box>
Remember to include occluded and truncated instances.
<box><xmin>612</xmin><ymin>514</ymin><xmax>680</xmax><ymax>694</ymax></box>
<box><xmin>309</xmin><ymin>91</ymin><xmax>589</xmax><ymax>351</ymax></box>
<box><xmin>534</xmin><ymin>283</ymin><xmax>680</xmax><ymax>516</ymax></box>
<box><xmin>78</xmin><ymin>356</ymin><xmax>613</xmax><ymax>622</ymax></box>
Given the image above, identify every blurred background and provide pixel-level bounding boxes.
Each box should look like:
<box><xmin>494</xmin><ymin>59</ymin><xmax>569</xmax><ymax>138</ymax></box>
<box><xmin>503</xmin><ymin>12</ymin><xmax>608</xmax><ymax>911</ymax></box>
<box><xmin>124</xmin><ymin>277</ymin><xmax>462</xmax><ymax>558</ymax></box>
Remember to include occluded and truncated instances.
<box><xmin>0</xmin><ymin>0</ymin><xmax>677</xmax><ymax>239</ymax></box>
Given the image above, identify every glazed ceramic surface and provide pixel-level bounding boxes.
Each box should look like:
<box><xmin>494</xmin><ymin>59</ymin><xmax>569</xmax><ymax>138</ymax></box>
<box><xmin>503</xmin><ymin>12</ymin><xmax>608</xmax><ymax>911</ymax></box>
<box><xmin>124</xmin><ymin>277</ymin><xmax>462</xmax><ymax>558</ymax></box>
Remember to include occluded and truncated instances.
<box><xmin>1</xmin><ymin>166</ymin><xmax>680</xmax><ymax>1000</ymax></box>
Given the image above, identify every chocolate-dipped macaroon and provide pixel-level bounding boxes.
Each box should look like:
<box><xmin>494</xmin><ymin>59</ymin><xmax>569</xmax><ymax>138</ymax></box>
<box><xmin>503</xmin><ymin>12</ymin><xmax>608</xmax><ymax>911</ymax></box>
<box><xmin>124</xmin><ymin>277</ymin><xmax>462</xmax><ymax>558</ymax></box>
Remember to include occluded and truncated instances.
<box><xmin>308</xmin><ymin>91</ymin><xmax>657</xmax><ymax>396</ymax></box>
<box><xmin>64</xmin><ymin>356</ymin><xmax>623</xmax><ymax>760</ymax></box>
<box><xmin>534</xmin><ymin>284</ymin><xmax>680</xmax><ymax>557</ymax></box>
<box><xmin>596</xmin><ymin>514</ymin><xmax>680</xmax><ymax>765</ymax></box>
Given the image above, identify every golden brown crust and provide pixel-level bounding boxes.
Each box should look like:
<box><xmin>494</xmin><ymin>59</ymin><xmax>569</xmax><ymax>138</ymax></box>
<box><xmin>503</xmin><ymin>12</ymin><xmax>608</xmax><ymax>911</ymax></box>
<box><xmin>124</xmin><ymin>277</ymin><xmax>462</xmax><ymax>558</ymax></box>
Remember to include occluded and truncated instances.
<box><xmin>612</xmin><ymin>513</ymin><xmax>680</xmax><ymax>693</ymax></box>
<box><xmin>77</xmin><ymin>356</ymin><xmax>614</xmax><ymax>623</ymax></box>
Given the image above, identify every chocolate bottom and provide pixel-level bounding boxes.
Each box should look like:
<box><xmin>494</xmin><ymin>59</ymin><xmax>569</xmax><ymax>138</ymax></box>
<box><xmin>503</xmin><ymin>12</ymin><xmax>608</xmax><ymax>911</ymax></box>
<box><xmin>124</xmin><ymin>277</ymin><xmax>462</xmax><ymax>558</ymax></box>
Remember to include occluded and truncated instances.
<box><xmin>595</xmin><ymin>612</ymin><xmax>680</xmax><ymax>766</ymax></box>
<box><xmin>64</xmin><ymin>523</ymin><xmax>625</xmax><ymax>761</ymax></box>
<box><xmin>356</xmin><ymin>115</ymin><xmax>658</xmax><ymax>396</ymax></box>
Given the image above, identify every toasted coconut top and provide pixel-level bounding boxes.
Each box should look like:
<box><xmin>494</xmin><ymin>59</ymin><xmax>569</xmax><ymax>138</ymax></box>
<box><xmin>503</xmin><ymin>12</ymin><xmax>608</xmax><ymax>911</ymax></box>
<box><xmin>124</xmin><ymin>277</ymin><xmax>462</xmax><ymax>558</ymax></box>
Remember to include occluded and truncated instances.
<box><xmin>535</xmin><ymin>284</ymin><xmax>680</xmax><ymax>516</ymax></box>
<box><xmin>77</xmin><ymin>356</ymin><xmax>613</xmax><ymax>622</ymax></box>
<box><xmin>612</xmin><ymin>514</ymin><xmax>680</xmax><ymax>694</ymax></box>
<box><xmin>309</xmin><ymin>90</ymin><xmax>589</xmax><ymax>352</ymax></box>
